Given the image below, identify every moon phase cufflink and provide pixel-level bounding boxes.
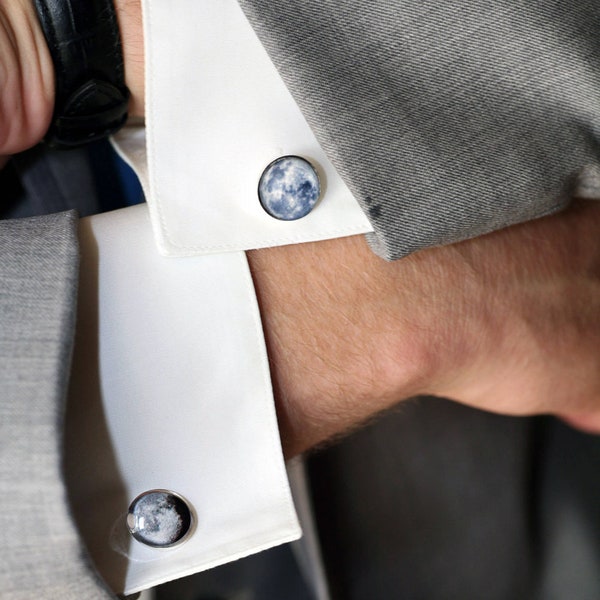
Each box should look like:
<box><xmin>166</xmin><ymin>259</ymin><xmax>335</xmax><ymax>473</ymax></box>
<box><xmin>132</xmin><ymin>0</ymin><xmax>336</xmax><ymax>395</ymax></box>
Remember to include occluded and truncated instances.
<box><xmin>258</xmin><ymin>155</ymin><xmax>321</xmax><ymax>221</ymax></box>
<box><xmin>127</xmin><ymin>489</ymin><xmax>193</xmax><ymax>548</ymax></box>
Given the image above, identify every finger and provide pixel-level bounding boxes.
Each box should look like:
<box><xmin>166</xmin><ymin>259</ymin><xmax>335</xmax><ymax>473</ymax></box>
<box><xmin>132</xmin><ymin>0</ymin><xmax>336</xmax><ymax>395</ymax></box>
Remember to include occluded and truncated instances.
<box><xmin>558</xmin><ymin>412</ymin><xmax>600</xmax><ymax>435</ymax></box>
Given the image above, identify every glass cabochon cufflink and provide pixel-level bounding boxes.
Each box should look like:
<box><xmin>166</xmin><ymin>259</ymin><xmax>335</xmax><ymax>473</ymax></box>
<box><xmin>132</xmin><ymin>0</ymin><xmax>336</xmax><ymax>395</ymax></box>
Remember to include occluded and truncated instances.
<box><xmin>127</xmin><ymin>489</ymin><xmax>194</xmax><ymax>548</ymax></box>
<box><xmin>258</xmin><ymin>156</ymin><xmax>321</xmax><ymax>221</ymax></box>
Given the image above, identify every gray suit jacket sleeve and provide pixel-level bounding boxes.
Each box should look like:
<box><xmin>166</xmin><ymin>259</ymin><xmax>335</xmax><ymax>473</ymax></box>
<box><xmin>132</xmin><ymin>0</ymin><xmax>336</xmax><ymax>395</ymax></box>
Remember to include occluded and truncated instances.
<box><xmin>0</xmin><ymin>212</ymin><xmax>113</xmax><ymax>600</ymax></box>
<box><xmin>240</xmin><ymin>0</ymin><xmax>600</xmax><ymax>259</ymax></box>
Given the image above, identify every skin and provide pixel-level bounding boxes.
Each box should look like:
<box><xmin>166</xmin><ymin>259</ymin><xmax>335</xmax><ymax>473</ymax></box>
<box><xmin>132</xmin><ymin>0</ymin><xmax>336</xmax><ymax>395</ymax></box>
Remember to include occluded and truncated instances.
<box><xmin>1</xmin><ymin>0</ymin><xmax>598</xmax><ymax>457</ymax></box>
<box><xmin>248</xmin><ymin>202</ymin><xmax>600</xmax><ymax>456</ymax></box>
<box><xmin>0</xmin><ymin>0</ymin><xmax>54</xmax><ymax>165</ymax></box>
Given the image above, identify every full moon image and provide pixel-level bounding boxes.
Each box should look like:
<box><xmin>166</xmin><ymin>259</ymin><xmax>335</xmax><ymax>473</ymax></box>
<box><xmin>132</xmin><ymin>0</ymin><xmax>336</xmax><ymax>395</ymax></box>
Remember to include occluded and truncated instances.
<box><xmin>258</xmin><ymin>156</ymin><xmax>321</xmax><ymax>221</ymax></box>
<box><xmin>127</xmin><ymin>490</ymin><xmax>192</xmax><ymax>548</ymax></box>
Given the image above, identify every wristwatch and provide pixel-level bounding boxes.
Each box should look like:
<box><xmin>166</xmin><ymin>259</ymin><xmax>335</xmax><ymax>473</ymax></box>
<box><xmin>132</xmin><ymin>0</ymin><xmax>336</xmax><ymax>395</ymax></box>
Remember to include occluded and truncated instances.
<box><xmin>33</xmin><ymin>0</ymin><xmax>131</xmax><ymax>149</ymax></box>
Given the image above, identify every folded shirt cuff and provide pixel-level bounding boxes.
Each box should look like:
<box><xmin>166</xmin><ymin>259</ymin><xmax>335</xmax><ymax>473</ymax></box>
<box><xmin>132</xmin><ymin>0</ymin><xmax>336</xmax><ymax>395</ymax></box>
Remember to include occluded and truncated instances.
<box><xmin>126</xmin><ymin>0</ymin><xmax>372</xmax><ymax>258</ymax></box>
<box><xmin>67</xmin><ymin>204</ymin><xmax>300</xmax><ymax>595</ymax></box>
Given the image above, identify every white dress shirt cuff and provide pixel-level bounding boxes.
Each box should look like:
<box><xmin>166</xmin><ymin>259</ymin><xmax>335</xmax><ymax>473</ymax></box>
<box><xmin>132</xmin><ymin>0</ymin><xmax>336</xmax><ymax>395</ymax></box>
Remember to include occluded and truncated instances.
<box><xmin>121</xmin><ymin>0</ymin><xmax>372</xmax><ymax>257</ymax></box>
<box><xmin>67</xmin><ymin>204</ymin><xmax>300</xmax><ymax>595</ymax></box>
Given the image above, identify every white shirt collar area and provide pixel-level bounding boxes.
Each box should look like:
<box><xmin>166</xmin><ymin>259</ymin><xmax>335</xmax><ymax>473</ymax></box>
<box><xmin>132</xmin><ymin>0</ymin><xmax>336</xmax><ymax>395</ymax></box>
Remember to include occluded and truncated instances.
<box><xmin>67</xmin><ymin>204</ymin><xmax>300</xmax><ymax>595</ymax></box>
<box><xmin>114</xmin><ymin>0</ymin><xmax>373</xmax><ymax>257</ymax></box>
<box><xmin>74</xmin><ymin>0</ymin><xmax>375</xmax><ymax>593</ymax></box>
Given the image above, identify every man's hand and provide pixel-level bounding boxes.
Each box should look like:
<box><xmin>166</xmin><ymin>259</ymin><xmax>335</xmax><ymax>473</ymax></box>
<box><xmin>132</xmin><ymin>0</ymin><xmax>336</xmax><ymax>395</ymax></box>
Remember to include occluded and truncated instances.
<box><xmin>249</xmin><ymin>201</ymin><xmax>600</xmax><ymax>457</ymax></box>
<box><xmin>0</xmin><ymin>0</ymin><xmax>54</xmax><ymax>159</ymax></box>
<box><xmin>0</xmin><ymin>0</ymin><xmax>143</xmax><ymax>163</ymax></box>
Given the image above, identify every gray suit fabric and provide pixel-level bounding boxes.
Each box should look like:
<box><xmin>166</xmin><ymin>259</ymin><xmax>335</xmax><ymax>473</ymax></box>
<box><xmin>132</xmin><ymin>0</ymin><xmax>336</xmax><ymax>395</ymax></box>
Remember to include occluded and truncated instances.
<box><xmin>536</xmin><ymin>421</ymin><xmax>600</xmax><ymax>600</ymax></box>
<box><xmin>308</xmin><ymin>402</ymin><xmax>600</xmax><ymax>600</ymax></box>
<box><xmin>308</xmin><ymin>401</ymin><xmax>537</xmax><ymax>599</ymax></box>
<box><xmin>239</xmin><ymin>0</ymin><xmax>600</xmax><ymax>259</ymax></box>
<box><xmin>0</xmin><ymin>211</ymin><xmax>112</xmax><ymax>599</ymax></box>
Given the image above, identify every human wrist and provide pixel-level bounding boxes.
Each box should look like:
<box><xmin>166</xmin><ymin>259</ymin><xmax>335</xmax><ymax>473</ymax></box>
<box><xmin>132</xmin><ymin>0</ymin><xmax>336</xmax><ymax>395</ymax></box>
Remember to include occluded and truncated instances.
<box><xmin>248</xmin><ymin>235</ymin><xmax>436</xmax><ymax>457</ymax></box>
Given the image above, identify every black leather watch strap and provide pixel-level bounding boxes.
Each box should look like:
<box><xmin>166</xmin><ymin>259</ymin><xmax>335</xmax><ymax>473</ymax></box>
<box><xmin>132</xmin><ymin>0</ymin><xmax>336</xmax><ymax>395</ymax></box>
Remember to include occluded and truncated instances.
<box><xmin>33</xmin><ymin>0</ymin><xmax>131</xmax><ymax>149</ymax></box>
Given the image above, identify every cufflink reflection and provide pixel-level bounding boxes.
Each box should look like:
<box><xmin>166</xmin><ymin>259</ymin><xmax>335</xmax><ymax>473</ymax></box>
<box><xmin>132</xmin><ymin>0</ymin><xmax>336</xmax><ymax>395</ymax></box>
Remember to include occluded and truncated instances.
<box><xmin>258</xmin><ymin>155</ymin><xmax>321</xmax><ymax>220</ymax></box>
<box><xmin>126</xmin><ymin>489</ymin><xmax>194</xmax><ymax>548</ymax></box>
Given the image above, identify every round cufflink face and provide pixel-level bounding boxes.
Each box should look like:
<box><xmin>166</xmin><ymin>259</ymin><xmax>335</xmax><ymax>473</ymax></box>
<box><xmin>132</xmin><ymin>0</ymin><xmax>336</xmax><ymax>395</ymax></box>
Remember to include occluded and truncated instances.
<box><xmin>258</xmin><ymin>155</ymin><xmax>321</xmax><ymax>221</ymax></box>
<box><xmin>127</xmin><ymin>490</ymin><xmax>193</xmax><ymax>548</ymax></box>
